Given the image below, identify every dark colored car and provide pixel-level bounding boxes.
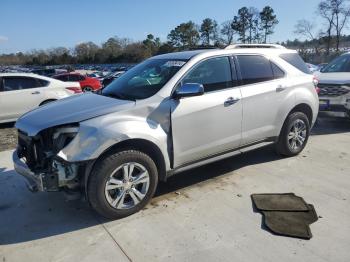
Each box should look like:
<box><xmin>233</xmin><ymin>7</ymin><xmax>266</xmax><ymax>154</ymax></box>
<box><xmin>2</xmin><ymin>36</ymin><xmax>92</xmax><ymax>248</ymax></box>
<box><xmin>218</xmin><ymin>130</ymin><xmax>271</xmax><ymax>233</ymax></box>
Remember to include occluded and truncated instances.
<box><xmin>102</xmin><ymin>71</ymin><xmax>125</xmax><ymax>87</ymax></box>
<box><xmin>53</xmin><ymin>73</ymin><xmax>102</xmax><ymax>92</ymax></box>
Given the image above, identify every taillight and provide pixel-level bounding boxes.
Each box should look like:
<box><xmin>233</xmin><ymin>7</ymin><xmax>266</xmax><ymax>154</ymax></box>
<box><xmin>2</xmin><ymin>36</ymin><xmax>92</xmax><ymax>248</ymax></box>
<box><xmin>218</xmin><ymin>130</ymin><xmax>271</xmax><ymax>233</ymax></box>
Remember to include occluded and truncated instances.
<box><xmin>66</xmin><ymin>87</ymin><xmax>82</xmax><ymax>93</ymax></box>
<box><xmin>313</xmin><ymin>76</ymin><xmax>320</xmax><ymax>94</ymax></box>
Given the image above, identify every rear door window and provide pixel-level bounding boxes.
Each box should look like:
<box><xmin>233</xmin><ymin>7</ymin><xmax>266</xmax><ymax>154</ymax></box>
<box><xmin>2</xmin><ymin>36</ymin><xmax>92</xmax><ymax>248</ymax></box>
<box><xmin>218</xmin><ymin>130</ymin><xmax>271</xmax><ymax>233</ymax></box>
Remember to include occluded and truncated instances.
<box><xmin>2</xmin><ymin>77</ymin><xmax>40</xmax><ymax>91</ymax></box>
<box><xmin>236</xmin><ymin>55</ymin><xmax>274</xmax><ymax>85</ymax></box>
<box><xmin>279</xmin><ymin>53</ymin><xmax>311</xmax><ymax>74</ymax></box>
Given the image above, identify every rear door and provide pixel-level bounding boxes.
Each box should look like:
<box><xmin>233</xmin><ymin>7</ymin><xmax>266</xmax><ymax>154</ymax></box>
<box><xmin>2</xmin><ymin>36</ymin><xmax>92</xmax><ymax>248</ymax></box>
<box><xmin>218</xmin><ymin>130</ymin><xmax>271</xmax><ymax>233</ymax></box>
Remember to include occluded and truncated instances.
<box><xmin>235</xmin><ymin>55</ymin><xmax>287</xmax><ymax>145</ymax></box>
<box><xmin>171</xmin><ymin>56</ymin><xmax>243</xmax><ymax>167</ymax></box>
<box><xmin>0</xmin><ymin>76</ymin><xmax>46</xmax><ymax>121</ymax></box>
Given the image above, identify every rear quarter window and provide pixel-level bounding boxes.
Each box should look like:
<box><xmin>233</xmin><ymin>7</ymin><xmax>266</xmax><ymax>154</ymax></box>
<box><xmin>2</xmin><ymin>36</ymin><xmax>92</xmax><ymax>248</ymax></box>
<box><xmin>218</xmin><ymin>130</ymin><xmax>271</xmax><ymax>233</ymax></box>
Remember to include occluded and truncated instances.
<box><xmin>271</xmin><ymin>63</ymin><xmax>285</xmax><ymax>79</ymax></box>
<box><xmin>36</xmin><ymin>78</ymin><xmax>50</xmax><ymax>87</ymax></box>
<box><xmin>279</xmin><ymin>53</ymin><xmax>311</xmax><ymax>74</ymax></box>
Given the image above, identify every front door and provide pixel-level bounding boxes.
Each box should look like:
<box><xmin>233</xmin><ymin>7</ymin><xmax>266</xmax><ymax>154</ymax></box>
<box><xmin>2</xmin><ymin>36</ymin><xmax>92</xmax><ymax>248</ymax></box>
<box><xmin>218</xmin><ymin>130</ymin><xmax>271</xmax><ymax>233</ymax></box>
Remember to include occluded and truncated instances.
<box><xmin>171</xmin><ymin>56</ymin><xmax>243</xmax><ymax>167</ymax></box>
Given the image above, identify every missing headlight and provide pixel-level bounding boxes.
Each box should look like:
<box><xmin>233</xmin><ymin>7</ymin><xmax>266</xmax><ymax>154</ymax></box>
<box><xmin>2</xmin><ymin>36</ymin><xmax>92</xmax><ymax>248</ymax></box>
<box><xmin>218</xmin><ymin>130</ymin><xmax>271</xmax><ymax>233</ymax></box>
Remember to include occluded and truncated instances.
<box><xmin>53</xmin><ymin>125</ymin><xmax>79</xmax><ymax>152</ymax></box>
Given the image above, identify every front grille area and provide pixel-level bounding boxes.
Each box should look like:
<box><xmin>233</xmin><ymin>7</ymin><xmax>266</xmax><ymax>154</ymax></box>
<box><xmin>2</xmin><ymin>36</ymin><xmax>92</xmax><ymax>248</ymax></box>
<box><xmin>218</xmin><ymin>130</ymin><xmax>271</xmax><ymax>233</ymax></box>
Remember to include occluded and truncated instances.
<box><xmin>318</xmin><ymin>84</ymin><xmax>350</xmax><ymax>97</ymax></box>
<box><xmin>17</xmin><ymin>129</ymin><xmax>53</xmax><ymax>172</ymax></box>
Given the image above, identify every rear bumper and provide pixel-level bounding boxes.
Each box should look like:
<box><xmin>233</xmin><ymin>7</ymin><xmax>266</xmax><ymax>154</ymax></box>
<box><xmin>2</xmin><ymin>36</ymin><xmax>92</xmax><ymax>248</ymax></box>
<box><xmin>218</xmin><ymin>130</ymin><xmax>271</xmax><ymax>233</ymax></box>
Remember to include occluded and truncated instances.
<box><xmin>13</xmin><ymin>150</ymin><xmax>44</xmax><ymax>192</ymax></box>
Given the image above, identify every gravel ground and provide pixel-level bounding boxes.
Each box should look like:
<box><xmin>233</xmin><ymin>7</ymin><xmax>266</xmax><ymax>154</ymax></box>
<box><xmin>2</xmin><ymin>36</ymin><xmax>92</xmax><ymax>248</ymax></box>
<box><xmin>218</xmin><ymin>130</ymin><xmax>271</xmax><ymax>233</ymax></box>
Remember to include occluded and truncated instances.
<box><xmin>0</xmin><ymin>123</ymin><xmax>17</xmax><ymax>151</ymax></box>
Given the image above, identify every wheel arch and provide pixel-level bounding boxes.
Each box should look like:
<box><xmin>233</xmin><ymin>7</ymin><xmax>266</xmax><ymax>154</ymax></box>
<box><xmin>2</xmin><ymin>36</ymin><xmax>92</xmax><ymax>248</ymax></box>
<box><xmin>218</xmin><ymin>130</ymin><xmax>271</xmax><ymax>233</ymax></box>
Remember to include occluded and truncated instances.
<box><xmin>289</xmin><ymin>103</ymin><xmax>313</xmax><ymax>125</ymax></box>
<box><xmin>83</xmin><ymin>138</ymin><xmax>167</xmax><ymax>195</ymax></box>
<box><xmin>277</xmin><ymin>103</ymin><xmax>313</xmax><ymax>139</ymax></box>
<box><xmin>39</xmin><ymin>99</ymin><xmax>57</xmax><ymax>106</ymax></box>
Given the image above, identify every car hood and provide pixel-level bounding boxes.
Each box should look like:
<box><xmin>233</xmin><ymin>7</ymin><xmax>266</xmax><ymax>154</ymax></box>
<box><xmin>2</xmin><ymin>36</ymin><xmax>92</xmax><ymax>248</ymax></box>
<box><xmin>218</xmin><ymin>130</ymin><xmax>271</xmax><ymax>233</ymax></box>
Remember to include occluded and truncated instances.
<box><xmin>314</xmin><ymin>72</ymin><xmax>350</xmax><ymax>84</ymax></box>
<box><xmin>16</xmin><ymin>93</ymin><xmax>135</xmax><ymax>136</ymax></box>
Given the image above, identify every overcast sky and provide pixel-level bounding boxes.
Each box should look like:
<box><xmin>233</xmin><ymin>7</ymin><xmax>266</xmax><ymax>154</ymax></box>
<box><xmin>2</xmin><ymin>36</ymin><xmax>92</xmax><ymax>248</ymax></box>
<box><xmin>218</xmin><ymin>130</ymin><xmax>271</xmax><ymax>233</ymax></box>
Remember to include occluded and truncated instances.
<box><xmin>0</xmin><ymin>0</ymin><xmax>346</xmax><ymax>54</ymax></box>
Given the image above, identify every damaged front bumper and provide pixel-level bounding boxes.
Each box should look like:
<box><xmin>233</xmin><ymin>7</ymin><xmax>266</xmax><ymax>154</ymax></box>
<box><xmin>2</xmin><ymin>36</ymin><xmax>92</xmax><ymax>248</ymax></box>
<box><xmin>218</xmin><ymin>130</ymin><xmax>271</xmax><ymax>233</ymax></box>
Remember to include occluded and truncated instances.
<box><xmin>13</xmin><ymin>150</ymin><xmax>83</xmax><ymax>193</ymax></box>
<box><xmin>13</xmin><ymin>150</ymin><xmax>46</xmax><ymax>192</ymax></box>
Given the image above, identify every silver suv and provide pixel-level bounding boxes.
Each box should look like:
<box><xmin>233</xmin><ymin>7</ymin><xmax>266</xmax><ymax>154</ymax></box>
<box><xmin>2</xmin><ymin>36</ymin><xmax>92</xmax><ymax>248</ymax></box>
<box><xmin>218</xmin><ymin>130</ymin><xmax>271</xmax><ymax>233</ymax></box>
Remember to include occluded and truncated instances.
<box><xmin>13</xmin><ymin>44</ymin><xmax>319</xmax><ymax>219</ymax></box>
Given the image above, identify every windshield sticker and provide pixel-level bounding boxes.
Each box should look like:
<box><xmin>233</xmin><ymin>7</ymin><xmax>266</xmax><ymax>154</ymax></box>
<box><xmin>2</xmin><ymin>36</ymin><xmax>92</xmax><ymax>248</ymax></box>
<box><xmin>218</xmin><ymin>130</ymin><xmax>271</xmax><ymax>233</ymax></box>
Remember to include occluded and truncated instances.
<box><xmin>165</xmin><ymin>61</ymin><xmax>186</xmax><ymax>67</ymax></box>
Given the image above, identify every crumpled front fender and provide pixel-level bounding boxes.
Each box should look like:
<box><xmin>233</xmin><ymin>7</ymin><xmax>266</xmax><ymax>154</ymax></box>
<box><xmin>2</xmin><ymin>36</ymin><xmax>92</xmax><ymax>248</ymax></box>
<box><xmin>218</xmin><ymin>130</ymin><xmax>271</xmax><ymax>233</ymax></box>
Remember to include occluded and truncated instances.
<box><xmin>57</xmin><ymin>113</ymin><xmax>171</xmax><ymax>171</ymax></box>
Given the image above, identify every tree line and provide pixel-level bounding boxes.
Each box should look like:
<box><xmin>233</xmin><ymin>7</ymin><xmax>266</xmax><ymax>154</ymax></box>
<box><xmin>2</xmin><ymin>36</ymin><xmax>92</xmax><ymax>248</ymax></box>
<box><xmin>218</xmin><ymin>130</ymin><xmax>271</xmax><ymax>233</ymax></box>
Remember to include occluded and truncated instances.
<box><xmin>288</xmin><ymin>0</ymin><xmax>350</xmax><ymax>63</ymax></box>
<box><xmin>0</xmin><ymin>6</ymin><xmax>278</xmax><ymax>66</ymax></box>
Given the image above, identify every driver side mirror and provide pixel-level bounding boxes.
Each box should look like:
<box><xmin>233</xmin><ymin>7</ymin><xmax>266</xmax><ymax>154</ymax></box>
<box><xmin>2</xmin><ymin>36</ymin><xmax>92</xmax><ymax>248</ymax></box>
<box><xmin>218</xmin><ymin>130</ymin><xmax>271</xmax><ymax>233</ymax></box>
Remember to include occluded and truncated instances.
<box><xmin>174</xmin><ymin>83</ymin><xmax>204</xmax><ymax>99</ymax></box>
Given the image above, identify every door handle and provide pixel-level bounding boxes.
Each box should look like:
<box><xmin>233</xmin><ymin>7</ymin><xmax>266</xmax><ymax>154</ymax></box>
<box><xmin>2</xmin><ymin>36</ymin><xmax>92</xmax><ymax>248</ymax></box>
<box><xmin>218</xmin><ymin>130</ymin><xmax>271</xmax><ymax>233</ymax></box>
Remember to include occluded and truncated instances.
<box><xmin>31</xmin><ymin>91</ymin><xmax>40</xmax><ymax>95</ymax></box>
<box><xmin>276</xmin><ymin>85</ymin><xmax>287</xmax><ymax>92</ymax></box>
<box><xmin>224</xmin><ymin>97</ymin><xmax>240</xmax><ymax>107</ymax></box>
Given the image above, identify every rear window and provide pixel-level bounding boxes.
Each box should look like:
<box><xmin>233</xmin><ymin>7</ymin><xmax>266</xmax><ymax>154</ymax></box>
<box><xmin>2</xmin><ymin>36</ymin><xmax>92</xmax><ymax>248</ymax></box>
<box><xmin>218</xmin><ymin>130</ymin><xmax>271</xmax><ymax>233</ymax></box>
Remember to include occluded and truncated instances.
<box><xmin>279</xmin><ymin>53</ymin><xmax>311</xmax><ymax>74</ymax></box>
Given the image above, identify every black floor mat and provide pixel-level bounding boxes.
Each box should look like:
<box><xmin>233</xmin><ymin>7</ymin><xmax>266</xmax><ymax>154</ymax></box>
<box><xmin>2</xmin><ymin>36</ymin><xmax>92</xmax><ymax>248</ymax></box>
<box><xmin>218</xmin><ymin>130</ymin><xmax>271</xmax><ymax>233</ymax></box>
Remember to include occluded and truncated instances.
<box><xmin>251</xmin><ymin>194</ymin><xmax>318</xmax><ymax>240</ymax></box>
<box><xmin>251</xmin><ymin>193</ymin><xmax>309</xmax><ymax>211</ymax></box>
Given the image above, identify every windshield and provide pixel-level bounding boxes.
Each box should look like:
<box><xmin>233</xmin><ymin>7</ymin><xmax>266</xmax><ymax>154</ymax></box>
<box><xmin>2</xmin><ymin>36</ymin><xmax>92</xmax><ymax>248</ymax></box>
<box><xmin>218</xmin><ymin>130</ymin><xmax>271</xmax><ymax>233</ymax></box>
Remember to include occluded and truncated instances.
<box><xmin>322</xmin><ymin>54</ymin><xmax>350</xmax><ymax>73</ymax></box>
<box><xmin>102</xmin><ymin>58</ymin><xmax>187</xmax><ymax>100</ymax></box>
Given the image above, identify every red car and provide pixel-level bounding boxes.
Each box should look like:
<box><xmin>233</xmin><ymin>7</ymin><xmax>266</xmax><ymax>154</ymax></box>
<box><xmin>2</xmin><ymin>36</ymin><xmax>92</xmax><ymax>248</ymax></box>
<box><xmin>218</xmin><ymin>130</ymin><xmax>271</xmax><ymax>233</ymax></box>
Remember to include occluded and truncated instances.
<box><xmin>53</xmin><ymin>73</ymin><xmax>102</xmax><ymax>92</ymax></box>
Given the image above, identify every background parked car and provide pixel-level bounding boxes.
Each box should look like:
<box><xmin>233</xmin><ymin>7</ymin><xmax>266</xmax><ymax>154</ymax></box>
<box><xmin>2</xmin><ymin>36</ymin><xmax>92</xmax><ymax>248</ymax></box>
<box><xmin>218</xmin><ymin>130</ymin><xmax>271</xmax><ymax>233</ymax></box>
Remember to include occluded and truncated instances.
<box><xmin>87</xmin><ymin>72</ymin><xmax>105</xmax><ymax>82</ymax></box>
<box><xmin>101</xmin><ymin>70</ymin><xmax>126</xmax><ymax>87</ymax></box>
<box><xmin>314</xmin><ymin>52</ymin><xmax>350</xmax><ymax>116</ymax></box>
<box><xmin>0</xmin><ymin>73</ymin><xmax>81</xmax><ymax>123</ymax></box>
<box><xmin>306</xmin><ymin>63</ymin><xmax>319</xmax><ymax>73</ymax></box>
<box><xmin>31</xmin><ymin>68</ymin><xmax>67</xmax><ymax>77</ymax></box>
<box><xmin>53</xmin><ymin>73</ymin><xmax>102</xmax><ymax>92</ymax></box>
<box><xmin>317</xmin><ymin>63</ymin><xmax>328</xmax><ymax>71</ymax></box>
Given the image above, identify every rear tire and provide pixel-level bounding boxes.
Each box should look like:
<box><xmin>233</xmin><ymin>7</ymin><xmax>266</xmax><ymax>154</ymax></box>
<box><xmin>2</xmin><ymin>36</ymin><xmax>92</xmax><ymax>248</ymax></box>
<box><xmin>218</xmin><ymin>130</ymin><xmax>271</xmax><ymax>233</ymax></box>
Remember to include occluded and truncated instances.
<box><xmin>276</xmin><ymin>112</ymin><xmax>310</xmax><ymax>156</ymax></box>
<box><xmin>82</xmin><ymin>86</ymin><xmax>93</xmax><ymax>92</ymax></box>
<box><xmin>87</xmin><ymin>150</ymin><xmax>158</xmax><ymax>219</ymax></box>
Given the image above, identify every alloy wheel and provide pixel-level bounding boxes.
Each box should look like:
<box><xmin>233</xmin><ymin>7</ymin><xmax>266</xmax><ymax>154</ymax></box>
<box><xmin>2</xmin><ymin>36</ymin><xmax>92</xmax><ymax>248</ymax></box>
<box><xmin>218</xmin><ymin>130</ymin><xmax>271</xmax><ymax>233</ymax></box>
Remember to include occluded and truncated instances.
<box><xmin>104</xmin><ymin>162</ymin><xmax>150</xmax><ymax>210</ymax></box>
<box><xmin>288</xmin><ymin>119</ymin><xmax>307</xmax><ymax>150</ymax></box>
<box><xmin>83</xmin><ymin>87</ymin><xmax>93</xmax><ymax>92</ymax></box>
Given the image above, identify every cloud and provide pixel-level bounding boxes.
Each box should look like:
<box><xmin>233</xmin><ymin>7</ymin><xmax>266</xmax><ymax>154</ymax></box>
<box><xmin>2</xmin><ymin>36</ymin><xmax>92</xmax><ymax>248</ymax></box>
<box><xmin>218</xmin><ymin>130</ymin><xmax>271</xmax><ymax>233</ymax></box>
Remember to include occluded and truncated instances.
<box><xmin>0</xmin><ymin>36</ymin><xmax>9</xmax><ymax>43</ymax></box>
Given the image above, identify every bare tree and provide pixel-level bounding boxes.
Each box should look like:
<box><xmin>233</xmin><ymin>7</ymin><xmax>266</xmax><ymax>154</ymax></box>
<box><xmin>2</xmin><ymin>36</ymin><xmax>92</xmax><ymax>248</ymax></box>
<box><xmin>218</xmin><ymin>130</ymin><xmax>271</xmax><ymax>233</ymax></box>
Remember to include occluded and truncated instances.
<box><xmin>331</xmin><ymin>0</ymin><xmax>350</xmax><ymax>51</ymax></box>
<box><xmin>294</xmin><ymin>19</ymin><xmax>320</xmax><ymax>54</ymax></box>
<box><xmin>220</xmin><ymin>20</ymin><xmax>235</xmax><ymax>45</ymax></box>
<box><xmin>318</xmin><ymin>0</ymin><xmax>335</xmax><ymax>54</ymax></box>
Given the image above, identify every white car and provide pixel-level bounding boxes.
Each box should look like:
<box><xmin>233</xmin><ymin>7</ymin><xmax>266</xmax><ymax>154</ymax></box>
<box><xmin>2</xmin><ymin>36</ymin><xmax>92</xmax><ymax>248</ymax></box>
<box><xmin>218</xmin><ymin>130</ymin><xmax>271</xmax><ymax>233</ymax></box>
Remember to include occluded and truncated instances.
<box><xmin>0</xmin><ymin>73</ymin><xmax>81</xmax><ymax>123</ymax></box>
<box><xmin>315</xmin><ymin>53</ymin><xmax>350</xmax><ymax>116</ymax></box>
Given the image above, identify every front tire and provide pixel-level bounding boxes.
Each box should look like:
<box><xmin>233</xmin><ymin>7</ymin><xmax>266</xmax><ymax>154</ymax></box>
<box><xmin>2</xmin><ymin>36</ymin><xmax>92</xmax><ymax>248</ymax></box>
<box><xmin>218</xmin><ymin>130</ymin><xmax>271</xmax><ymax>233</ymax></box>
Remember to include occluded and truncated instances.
<box><xmin>276</xmin><ymin>112</ymin><xmax>310</xmax><ymax>156</ymax></box>
<box><xmin>87</xmin><ymin>150</ymin><xmax>158</xmax><ymax>219</ymax></box>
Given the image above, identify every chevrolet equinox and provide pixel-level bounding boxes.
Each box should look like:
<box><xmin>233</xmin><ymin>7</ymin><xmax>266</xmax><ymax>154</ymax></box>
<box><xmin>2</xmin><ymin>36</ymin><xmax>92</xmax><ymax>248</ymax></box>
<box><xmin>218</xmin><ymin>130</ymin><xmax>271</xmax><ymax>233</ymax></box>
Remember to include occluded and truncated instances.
<box><xmin>13</xmin><ymin>44</ymin><xmax>319</xmax><ymax>219</ymax></box>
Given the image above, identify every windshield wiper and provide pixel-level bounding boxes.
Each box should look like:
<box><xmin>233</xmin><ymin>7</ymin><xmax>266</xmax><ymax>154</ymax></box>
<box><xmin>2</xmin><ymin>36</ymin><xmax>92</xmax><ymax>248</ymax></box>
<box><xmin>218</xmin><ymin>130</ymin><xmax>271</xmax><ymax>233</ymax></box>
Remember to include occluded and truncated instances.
<box><xmin>103</xmin><ymin>92</ymin><xmax>136</xmax><ymax>102</ymax></box>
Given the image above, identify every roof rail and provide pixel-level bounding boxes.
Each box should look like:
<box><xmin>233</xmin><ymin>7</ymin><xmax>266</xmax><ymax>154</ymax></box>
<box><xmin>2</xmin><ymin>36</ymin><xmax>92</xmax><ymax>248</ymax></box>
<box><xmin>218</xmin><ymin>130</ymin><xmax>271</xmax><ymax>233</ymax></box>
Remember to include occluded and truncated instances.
<box><xmin>225</xmin><ymin>44</ymin><xmax>286</xmax><ymax>50</ymax></box>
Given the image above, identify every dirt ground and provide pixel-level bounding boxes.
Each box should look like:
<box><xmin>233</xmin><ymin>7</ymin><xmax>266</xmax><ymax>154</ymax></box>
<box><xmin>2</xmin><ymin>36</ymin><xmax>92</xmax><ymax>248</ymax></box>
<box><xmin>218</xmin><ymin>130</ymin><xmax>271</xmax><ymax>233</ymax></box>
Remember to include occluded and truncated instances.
<box><xmin>0</xmin><ymin>123</ymin><xmax>17</xmax><ymax>151</ymax></box>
